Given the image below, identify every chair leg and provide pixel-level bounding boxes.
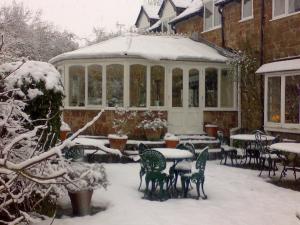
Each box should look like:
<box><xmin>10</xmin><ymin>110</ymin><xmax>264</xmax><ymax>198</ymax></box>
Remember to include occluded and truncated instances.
<box><xmin>196</xmin><ymin>180</ymin><xmax>201</xmax><ymax>199</ymax></box>
<box><xmin>201</xmin><ymin>181</ymin><xmax>207</xmax><ymax>200</ymax></box>
<box><xmin>138</xmin><ymin>169</ymin><xmax>144</xmax><ymax>190</ymax></box>
<box><xmin>259</xmin><ymin>158</ymin><xmax>265</xmax><ymax>177</ymax></box>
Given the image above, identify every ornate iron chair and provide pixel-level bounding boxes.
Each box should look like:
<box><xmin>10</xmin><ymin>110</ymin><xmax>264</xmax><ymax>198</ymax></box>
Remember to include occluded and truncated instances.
<box><xmin>140</xmin><ymin>150</ymin><xmax>169</xmax><ymax>200</ymax></box>
<box><xmin>138</xmin><ymin>143</ymin><xmax>150</xmax><ymax>190</ymax></box>
<box><xmin>217</xmin><ymin>131</ymin><xmax>237</xmax><ymax>166</ymax></box>
<box><xmin>64</xmin><ymin>144</ymin><xmax>84</xmax><ymax>161</ymax></box>
<box><xmin>181</xmin><ymin>147</ymin><xmax>209</xmax><ymax>199</ymax></box>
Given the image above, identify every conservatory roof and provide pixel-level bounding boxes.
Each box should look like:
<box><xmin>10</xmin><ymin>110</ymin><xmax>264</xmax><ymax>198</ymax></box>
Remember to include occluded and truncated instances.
<box><xmin>256</xmin><ymin>58</ymin><xmax>300</xmax><ymax>74</ymax></box>
<box><xmin>49</xmin><ymin>33</ymin><xmax>228</xmax><ymax>64</ymax></box>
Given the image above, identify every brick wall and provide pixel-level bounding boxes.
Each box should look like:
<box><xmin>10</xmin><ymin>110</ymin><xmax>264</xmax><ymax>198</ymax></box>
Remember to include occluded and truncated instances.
<box><xmin>63</xmin><ymin>110</ymin><xmax>167</xmax><ymax>140</ymax></box>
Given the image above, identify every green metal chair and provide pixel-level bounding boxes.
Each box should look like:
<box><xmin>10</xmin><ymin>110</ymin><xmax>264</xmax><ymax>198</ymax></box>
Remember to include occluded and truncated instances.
<box><xmin>181</xmin><ymin>147</ymin><xmax>209</xmax><ymax>199</ymax></box>
<box><xmin>140</xmin><ymin>149</ymin><xmax>169</xmax><ymax>200</ymax></box>
<box><xmin>138</xmin><ymin>143</ymin><xmax>149</xmax><ymax>190</ymax></box>
<box><xmin>64</xmin><ymin>144</ymin><xmax>84</xmax><ymax>161</ymax></box>
<box><xmin>218</xmin><ymin>131</ymin><xmax>237</xmax><ymax>166</ymax></box>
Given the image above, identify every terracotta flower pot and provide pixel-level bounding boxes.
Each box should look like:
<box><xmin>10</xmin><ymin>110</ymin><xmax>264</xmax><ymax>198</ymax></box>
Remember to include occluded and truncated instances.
<box><xmin>165</xmin><ymin>139</ymin><xmax>180</xmax><ymax>148</ymax></box>
<box><xmin>108</xmin><ymin>134</ymin><xmax>128</xmax><ymax>152</ymax></box>
<box><xmin>68</xmin><ymin>190</ymin><xmax>93</xmax><ymax>216</ymax></box>
<box><xmin>205</xmin><ymin>124</ymin><xmax>218</xmax><ymax>138</ymax></box>
<box><xmin>60</xmin><ymin>130</ymin><xmax>69</xmax><ymax>141</ymax></box>
<box><xmin>144</xmin><ymin>128</ymin><xmax>162</xmax><ymax>141</ymax></box>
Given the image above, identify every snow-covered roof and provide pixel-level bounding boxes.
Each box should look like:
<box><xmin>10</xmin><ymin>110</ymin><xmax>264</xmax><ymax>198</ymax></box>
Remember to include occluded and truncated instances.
<box><xmin>256</xmin><ymin>58</ymin><xmax>300</xmax><ymax>74</ymax></box>
<box><xmin>172</xmin><ymin>0</ymin><xmax>193</xmax><ymax>8</ymax></box>
<box><xmin>170</xmin><ymin>0</ymin><xmax>203</xmax><ymax>24</ymax></box>
<box><xmin>147</xmin><ymin>20</ymin><xmax>162</xmax><ymax>31</ymax></box>
<box><xmin>143</xmin><ymin>4</ymin><xmax>161</xmax><ymax>20</ymax></box>
<box><xmin>49</xmin><ymin>33</ymin><xmax>228</xmax><ymax>63</ymax></box>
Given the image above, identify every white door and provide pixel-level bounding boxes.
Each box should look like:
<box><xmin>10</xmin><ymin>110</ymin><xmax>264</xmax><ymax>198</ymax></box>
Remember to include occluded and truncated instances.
<box><xmin>168</xmin><ymin>67</ymin><xmax>203</xmax><ymax>134</ymax></box>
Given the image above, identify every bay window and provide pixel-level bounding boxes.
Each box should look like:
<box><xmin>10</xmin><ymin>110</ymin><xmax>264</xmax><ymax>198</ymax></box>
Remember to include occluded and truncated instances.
<box><xmin>106</xmin><ymin>64</ymin><xmax>124</xmax><ymax>107</ymax></box>
<box><xmin>273</xmin><ymin>0</ymin><xmax>300</xmax><ymax>18</ymax></box>
<box><xmin>151</xmin><ymin>66</ymin><xmax>165</xmax><ymax>107</ymax></box>
<box><xmin>130</xmin><ymin>64</ymin><xmax>147</xmax><ymax>107</ymax></box>
<box><xmin>88</xmin><ymin>64</ymin><xmax>102</xmax><ymax>105</ymax></box>
<box><xmin>69</xmin><ymin>65</ymin><xmax>85</xmax><ymax>107</ymax></box>
<box><xmin>241</xmin><ymin>0</ymin><xmax>253</xmax><ymax>20</ymax></box>
<box><xmin>204</xmin><ymin>0</ymin><xmax>221</xmax><ymax>31</ymax></box>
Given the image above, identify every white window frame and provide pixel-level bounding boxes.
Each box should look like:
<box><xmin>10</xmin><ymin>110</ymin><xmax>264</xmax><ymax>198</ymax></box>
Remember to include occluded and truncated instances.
<box><xmin>203</xmin><ymin>0</ymin><xmax>221</xmax><ymax>32</ymax></box>
<box><xmin>204</xmin><ymin>67</ymin><xmax>237</xmax><ymax>111</ymax></box>
<box><xmin>264</xmin><ymin>72</ymin><xmax>300</xmax><ymax>133</ymax></box>
<box><xmin>241</xmin><ymin>0</ymin><xmax>254</xmax><ymax>21</ymax></box>
<box><xmin>272</xmin><ymin>0</ymin><xmax>300</xmax><ymax>20</ymax></box>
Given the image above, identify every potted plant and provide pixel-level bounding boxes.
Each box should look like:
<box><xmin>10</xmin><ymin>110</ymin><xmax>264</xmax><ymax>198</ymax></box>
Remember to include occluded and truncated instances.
<box><xmin>108</xmin><ymin>107</ymin><xmax>136</xmax><ymax>152</ymax></box>
<box><xmin>138</xmin><ymin>111</ymin><xmax>167</xmax><ymax>141</ymax></box>
<box><xmin>164</xmin><ymin>133</ymin><xmax>180</xmax><ymax>148</ymax></box>
<box><xmin>66</xmin><ymin>162</ymin><xmax>108</xmax><ymax>216</ymax></box>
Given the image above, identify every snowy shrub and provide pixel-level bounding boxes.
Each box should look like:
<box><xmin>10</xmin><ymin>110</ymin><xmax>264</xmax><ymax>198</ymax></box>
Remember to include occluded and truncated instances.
<box><xmin>138</xmin><ymin>111</ymin><xmax>167</xmax><ymax>131</ymax></box>
<box><xmin>66</xmin><ymin>162</ymin><xmax>108</xmax><ymax>192</ymax></box>
<box><xmin>112</xmin><ymin>107</ymin><xmax>137</xmax><ymax>137</ymax></box>
<box><xmin>0</xmin><ymin>60</ymin><xmax>64</xmax><ymax>149</ymax></box>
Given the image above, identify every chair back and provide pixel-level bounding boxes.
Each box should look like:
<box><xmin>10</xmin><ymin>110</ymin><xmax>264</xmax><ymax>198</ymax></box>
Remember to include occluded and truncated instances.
<box><xmin>272</xmin><ymin>135</ymin><xmax>280</xmax><ymax>144</ymax></box>
<box><xmin>217</xmin><ymin>131</ymin><xmax>225</xmax><ymax>145</ymax></box>
<box><xmin>184</xmin><ymin>142</ymin><xmax>196</xmax><ymax>155</ymax></box>
<box><xmin>254</xmin><ymin>131</ymin><xmax>268</xmax><ymax>154</ymax></box>
<box><xmin>140</xmin><ymin>150</ymin><xmax>166</xmax><ymax>173</ymax></box>
<box><xmin>196</xmin><ymin>146</ymin><xmax>209</xmax><ymax>172</ymax></box>
<box><xmin>176</xmin><ymin>143</ymin><xmax>187</xmax><ymax>150</ymax></box>
<box><xmin>138</xmin><ymin>143</ymin><xmax>149</xmax><ymax>155</ymax></box>
<box><xmin>65</xmin><ymin>145</ymin><xmax>84</xmax><ymax>161</ymax></box>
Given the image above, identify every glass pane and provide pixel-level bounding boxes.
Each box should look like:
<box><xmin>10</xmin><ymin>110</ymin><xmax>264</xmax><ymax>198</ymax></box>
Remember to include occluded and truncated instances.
<box><xmin>220</xmin><ymin>70</ymin><xmax>234</xmax><ymax>108</ymax></box>
<box><xmin>172</xmin><ymin>68</ymin><xmax>183</xmax><ymax>107</ymax></box>
<box><xmin>106</xmin><ymin>64</ymin><xmax>124</xmax><ymax>107</ymax></box>
<box><xmin>242</xmin><ymin>0</ymin><xmax>253</xmax><ymax>18</ymax></box>
<box><xmin>130</xmin><ymin>64</ymin><xmax>147</xmax><ymax>107</ymax></box>
<box><xmin>267</xmin><ymin>77</ymin><xmax>281</xmax><ymax>123</ymax></box>
<box><xmin>274</xmin><ymin>0</ymin><xmax>285</xmax><ymax>17</ymax></box>
<box><xmin>285</xmin><ymin>75</ymin><xmax>300</xmax><ymax>124</ymax></box>
<box><xmin>205</xmin><ymin>68</ymin><xmax>218</xmax><ymax>107</ymax></box>
<box><xmin>151</xmin><ymin>66</ymin><xmax>165</xmax><ymax>106</ymax></box>
<box><xmin>189</xmin><ymin>69</ymin><xmax>199</xmax><ymax>107</ymax></box>
<box><xmin>214</xmin><ymin>4</ymin><xmax>221</xmax><ymax>26</ymax></box>
<box><xmin>204</xmin><ymin>1</ymin><xmax>213</xmax><ymax>30</ymax></box>
<box><xmin>88</xmin><ymin>65</ymin><xmax>102</xmax><ymax>105</ymax></box>
<box><xmin>289</xmin><ymin>0</ymin><xmax>300</xmax><ymax>13</ymax></box>
<box><xmin>69</xmin><ymin>65</ymin><xmax>85</xmax><ymax>107</ymax></box>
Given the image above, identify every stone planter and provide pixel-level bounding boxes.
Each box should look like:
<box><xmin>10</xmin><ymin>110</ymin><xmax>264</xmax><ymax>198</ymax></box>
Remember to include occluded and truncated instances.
<box><xmin>205</xmin><ymin>124</ymin><xmax>218</xmax><ymax>138</ymax></box>
<box><xmin>144</xmin><ymin>128</ymin><xmax>161</xmax><ymax>141</ymax></box>
<box><xmin>108</xmin><ymin>134</ymin><xmax>128</xmax><ymax>152</ymax></box>
<box><xmin>68</xmin><ymin>190</ymin><xmax>93</xmax><ymax>216</ymax></box>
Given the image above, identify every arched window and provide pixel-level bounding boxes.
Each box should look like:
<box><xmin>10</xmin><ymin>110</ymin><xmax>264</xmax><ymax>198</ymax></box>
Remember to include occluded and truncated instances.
<box><xmin>69</xmin><ymin>65</ymin><xmax>85</xmax><ymax>107</ymax></box>
<box><xmin>106</xmin><ymin>64</ymin><xmax>124</xmax><ymax>107</ymax></box>
<box><xmin>172</xmin><ymin>68</ymin><xmax>183</xmax><ymax>107</ymax></box>
<box><xmin>88</xmin><ymin>64</ymin><xmax>102</xmax><ymax>105</ymax></box>
<box><xmin>189</xmin><ymin>69</ymin><xmax>199</xmax><ymax>107</ymax></box>
<box><xmin>130</xmin><ymin>64</ymin><xmax>147</xmax><ymax>107</ymax></box>
<box><xmin>205</xmin><ymin>68</ymin><xmax>218</xmax><ymax>107</ymax></box>
<box><xmin>151</xmin><ymin>65</ymin><xmax>165</xmax><ymax>106</ymax></box>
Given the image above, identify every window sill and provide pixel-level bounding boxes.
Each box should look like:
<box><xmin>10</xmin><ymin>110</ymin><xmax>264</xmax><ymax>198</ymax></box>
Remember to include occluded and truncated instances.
<box><xmin>203</xmin><ymin>108</ymin><xmax>238</xmax><ymax>112</ymax></box>
<box><xmin>270</xmin><ymin>11</ymin><xmax>300</xmax><ymax>22</ymax></box>
<box><xmin>239</xmin><ymin>16</ymin><xmax>254</xmax><ymax>23</ymax></box>
<box><xmin>264</xmin><ymin>126</ymin><xmax>300</xmax><ymax>134</ymax></box>
<box><xmin>201</xmin><ymin>26</ymin><xmax>221</xmax><ymax>34</ymax></box>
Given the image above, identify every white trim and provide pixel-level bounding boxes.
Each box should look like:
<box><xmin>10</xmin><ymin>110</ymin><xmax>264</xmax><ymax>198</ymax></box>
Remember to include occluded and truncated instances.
<box><xmin>241</xmin><ymin>0</ymin><xmax>253</xmax><ymax>21</ymax></box>
<box><xmin>272</xmin><ymin>0</ymin><xmax>300</xmax><ymax>20</ymax></box>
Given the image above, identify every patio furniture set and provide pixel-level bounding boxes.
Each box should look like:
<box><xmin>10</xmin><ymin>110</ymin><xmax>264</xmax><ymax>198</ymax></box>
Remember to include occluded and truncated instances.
<box><xmin>138</xmin><ymin>143</ymin><xmax>209</xmax><ymax>200</ymax></box>
<box><xmin>218</xmin><ymin>130</ymin><xmax>300</xmax><ymax>180</ymax></box>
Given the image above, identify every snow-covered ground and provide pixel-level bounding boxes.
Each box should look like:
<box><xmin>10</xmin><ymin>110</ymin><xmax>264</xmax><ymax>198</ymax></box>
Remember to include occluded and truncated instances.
<box><xmin>36</xmin><ymin>161</ymin><xmax>300</xmax><ymax>225</ymax></box>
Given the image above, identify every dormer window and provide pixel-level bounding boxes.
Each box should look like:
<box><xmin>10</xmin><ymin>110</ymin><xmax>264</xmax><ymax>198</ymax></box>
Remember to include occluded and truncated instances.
<box><xmin>273</xmin><ymin>0</ymin><xmax>300</xmax><ymax>19</ymax></box>
<box><xmin>203</xmin><ymin>0</ymin><xmax>221</xmax><ymax>31</ymax></box>
<box><xmin>241</xmin><ymin>0</ymin><xmax>253</xmax><ymax>20</ymax></box>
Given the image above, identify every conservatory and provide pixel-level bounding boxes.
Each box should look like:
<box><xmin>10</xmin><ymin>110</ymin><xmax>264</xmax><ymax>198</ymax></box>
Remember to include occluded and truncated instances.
<box><xmin>50</xmin><ymin>33</ymin><xmax>237</xmax><ymax>135</ymax></box>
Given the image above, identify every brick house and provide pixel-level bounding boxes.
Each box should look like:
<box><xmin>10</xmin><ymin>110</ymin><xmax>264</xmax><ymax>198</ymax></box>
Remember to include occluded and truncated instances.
<box><xmin>160</xmin><ymin>0</ymin><xmax>300</xmax><ymax>140</ymax></box>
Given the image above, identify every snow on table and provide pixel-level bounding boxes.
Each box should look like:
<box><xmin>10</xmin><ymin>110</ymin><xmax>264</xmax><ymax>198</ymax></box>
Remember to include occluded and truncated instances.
<box><xmin>152</xmin><ymin>148</ymin><xmax>193</xmax><ymax>159</ymax></box>
<box><xmin>37</xmin><ymin>162</ymin><xmax>300</xmax><ymax>225</ymax></box>
<box><xmin>230</xmin><ymin>134</ymin><xmax>275</xmax><ymax>141</ymax></box>
<box><xmin>270</xmin><ymin>143</ymin><xmax>300</xmax><ymax>154</ymax></box>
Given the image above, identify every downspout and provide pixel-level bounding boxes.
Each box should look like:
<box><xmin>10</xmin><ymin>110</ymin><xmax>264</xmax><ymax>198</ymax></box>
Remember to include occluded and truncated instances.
<box><xmin>260</xmin><ymin>0</ymin><xmax>265</xmax><ymax>129</ymax></box>
<box><xmin>218</xmin><ymin>5</ymin><xmax>226</xmax><ymax>48</ymax></box>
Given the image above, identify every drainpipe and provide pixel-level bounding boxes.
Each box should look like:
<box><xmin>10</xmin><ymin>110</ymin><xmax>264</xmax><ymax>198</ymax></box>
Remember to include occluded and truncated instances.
<box><xmin>218</xmin><ymin>5</ymin><xmax>225</xmax><ymax>48</ymax></box>
<box><xmin>260</xmin><ymin>0</ymin><xmax>265</xmax><ymax>129</ymax></box>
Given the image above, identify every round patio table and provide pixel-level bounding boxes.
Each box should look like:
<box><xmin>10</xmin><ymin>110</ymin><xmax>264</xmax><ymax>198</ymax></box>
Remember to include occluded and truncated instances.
<box><xmin>152</xmin><ymin>148</ymin><xmax>194</xmax><ymax>160</ymax></box>
<box><xmin>230</xmin><ymin>134</ymin><xmax>275</xmax><ymax>142</ymax></box>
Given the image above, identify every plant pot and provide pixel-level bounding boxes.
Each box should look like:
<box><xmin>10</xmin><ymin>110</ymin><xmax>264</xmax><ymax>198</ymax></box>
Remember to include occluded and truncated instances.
<box><xmin>165</xmin><ymin>139</ymin><xmax>180</xmax><ymax>148</ymax></box>
<box><xmin>60</xmin><ymin>130</ymin><xmax>70</xmax><ymax>141</ymax></box>
<box><xmin>205</xmin><ymin>124</ymin><xmax>218</xmax><ymax>138</ymax></box>
<box><xmin>144</xmin><ymin>128</ymin><xmax>162</xmax><ymax>141</ymax></box>
<box><xmin>68</xmin><ymin>190</ymin><xmax>93</xmax><ymax>216</ymax></box>
<box><xmin>108</xmin><ymin>134</ymin><xmax>128</xmax><ymax>152</ymax></box>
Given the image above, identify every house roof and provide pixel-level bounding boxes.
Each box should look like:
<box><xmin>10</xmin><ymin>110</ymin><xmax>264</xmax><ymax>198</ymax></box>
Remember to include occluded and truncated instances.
<box><xmin>135</xmin><ymin>4</ymin><xmax>161</xmax><ymax>26</ymax></box>
<box><xmin>158</xmin><ymin>0</ymin><xmax>192</xmax><ymax>16</ymax></box>
<box><xmin>256</xmin><ymin>58</ymin><xmax>300</xmax><ymax>74</ymax></box>
<box><xmin>215</xmin><ymin>0</ymin><xmax>234</xmax><ymax>6</ymax></box>
<box><xmin>148</xmin><ymin>20</ymin><xmax>162</xmax><ymax>32</ymax></box>
<box><xmin>49</xmin><ymin>33</ymin><xmax>228</xmax><ymax>64</ymax></box>
<box><xmin>170</xmin><ymin>0</ymin><xmax>203</xmax><ymax>24</ymax></box>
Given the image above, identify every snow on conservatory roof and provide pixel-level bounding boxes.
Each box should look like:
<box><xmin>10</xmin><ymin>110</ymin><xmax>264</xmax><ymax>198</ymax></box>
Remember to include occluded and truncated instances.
<box><xmin>256</xmin><ymin>58</ymin><xmax>300</xmax><ymax>74</ymax></box>
<box><xmin>49</xmin><ymin>33</ymin><xmax>228</xmax><ymax>64</ymax></box>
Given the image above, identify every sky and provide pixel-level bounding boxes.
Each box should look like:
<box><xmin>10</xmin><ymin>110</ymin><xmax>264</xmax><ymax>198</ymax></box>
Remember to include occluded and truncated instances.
<box><xmin>2</xmin><ymin>0</ymin><xmax>146</xmax><ymax>40</ymax></box>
